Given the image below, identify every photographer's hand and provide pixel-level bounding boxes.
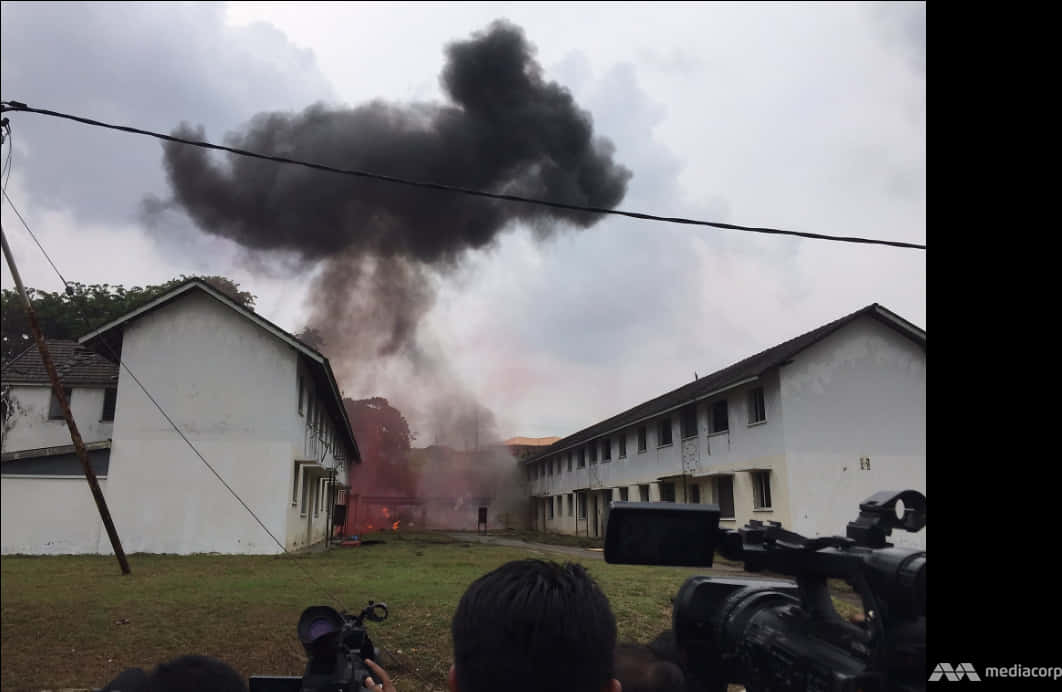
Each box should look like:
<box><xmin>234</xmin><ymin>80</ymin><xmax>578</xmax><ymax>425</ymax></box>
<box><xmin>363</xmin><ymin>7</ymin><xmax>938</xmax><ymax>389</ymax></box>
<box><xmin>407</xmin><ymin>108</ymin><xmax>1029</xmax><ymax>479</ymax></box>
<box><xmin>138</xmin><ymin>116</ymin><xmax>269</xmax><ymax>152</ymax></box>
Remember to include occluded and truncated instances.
<box><xmin>364</xmin><ymin>659</ymin><xmax>397</xmax><ymax>692</ymax></box>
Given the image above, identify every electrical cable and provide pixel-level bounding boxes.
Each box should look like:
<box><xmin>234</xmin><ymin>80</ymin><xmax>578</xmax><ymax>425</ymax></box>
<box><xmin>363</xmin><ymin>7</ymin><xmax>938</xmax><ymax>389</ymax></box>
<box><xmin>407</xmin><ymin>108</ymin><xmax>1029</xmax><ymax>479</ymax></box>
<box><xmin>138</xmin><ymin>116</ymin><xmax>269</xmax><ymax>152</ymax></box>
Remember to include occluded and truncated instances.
<box><xmin>2</xmin><ymin>182</ymin><xmax>350</xmax><ymax>612</ymax></box>
<box><xmin>0</xmin><ymin>101</ymin><xmax>926</xmax><ymax>250</ymax></box>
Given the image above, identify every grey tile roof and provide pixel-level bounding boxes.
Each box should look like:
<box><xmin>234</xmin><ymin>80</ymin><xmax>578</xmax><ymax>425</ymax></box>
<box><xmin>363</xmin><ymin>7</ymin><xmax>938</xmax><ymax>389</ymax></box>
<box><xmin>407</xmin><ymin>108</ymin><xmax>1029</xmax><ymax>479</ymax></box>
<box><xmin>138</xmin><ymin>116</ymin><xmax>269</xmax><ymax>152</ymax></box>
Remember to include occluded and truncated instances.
<box><xmin>523</xmin><ymin>303</ymin><xmax>925</xmax><ymax>464</ymax></box>
<box><xmin>1</xmin><ymin>340</ymin><xmax>119</xmax><ymax>387</ymax></box>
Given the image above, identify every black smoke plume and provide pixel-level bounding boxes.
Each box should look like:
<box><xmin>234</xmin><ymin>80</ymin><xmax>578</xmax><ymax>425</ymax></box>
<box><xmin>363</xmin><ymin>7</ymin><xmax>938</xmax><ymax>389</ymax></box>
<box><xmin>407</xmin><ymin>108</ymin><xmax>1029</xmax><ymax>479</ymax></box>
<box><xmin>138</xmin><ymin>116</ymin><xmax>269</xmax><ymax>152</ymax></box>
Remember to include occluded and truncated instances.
<box><xmin>154</xmin><ymin>20</ymin><xmax>630</xmax><ymax>441</ymax></box>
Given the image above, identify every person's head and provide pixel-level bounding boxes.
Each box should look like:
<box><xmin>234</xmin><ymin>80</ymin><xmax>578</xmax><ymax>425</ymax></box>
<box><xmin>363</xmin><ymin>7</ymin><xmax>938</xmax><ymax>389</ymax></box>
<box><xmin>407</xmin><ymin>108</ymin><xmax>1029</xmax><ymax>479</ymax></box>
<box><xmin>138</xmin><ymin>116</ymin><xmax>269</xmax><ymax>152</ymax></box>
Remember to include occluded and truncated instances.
<box><xmin>144</xmin><ymin>655</ymin><xmax>246</xmax><ymax>692</ymax></box>
<box><xmin>614</xmin><ymin>643</ymin><xmax>686</xmax><ymax>692</ymax></box>
<box><xmin>450</xmin><ymin>559</ymin><xmax>619</xmax><ymax>692</ymax></box>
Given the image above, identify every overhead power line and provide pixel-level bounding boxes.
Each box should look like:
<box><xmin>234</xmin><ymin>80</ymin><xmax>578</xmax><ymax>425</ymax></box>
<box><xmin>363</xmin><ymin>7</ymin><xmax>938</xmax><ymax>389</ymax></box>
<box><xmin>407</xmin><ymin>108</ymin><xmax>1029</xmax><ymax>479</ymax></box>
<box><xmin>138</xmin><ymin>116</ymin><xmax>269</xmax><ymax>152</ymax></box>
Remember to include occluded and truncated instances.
<box><xmin>2</xmin><ymin>190</ymin><xmax>348</xmax><ymax>610</ymax></box>
<box><xmin>0</xmin><ymin>100</ymin><xmax>925</xmax><ymax>250</ymax></box>
<box><xmin>2</xmin><ymin>131</ymin><xmax>349</xmax><ymax>608</ymax></box>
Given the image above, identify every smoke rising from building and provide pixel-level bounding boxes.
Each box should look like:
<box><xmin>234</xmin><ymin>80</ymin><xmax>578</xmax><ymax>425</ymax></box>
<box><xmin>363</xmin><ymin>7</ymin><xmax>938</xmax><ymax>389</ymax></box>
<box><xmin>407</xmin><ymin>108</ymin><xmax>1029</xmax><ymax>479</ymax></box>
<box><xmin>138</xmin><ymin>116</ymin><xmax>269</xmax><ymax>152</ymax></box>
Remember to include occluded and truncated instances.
<box><xmin>152</xmin><ymin>20</ymin><xmax>629</xmax><ymax>501</ymax></box>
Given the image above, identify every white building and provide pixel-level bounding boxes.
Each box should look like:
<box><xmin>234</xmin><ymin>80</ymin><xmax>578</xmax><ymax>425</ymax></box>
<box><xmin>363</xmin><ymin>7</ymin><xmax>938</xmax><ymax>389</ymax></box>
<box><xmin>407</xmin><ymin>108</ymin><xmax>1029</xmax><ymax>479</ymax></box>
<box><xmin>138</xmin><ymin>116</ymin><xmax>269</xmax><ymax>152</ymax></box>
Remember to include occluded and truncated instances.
<box><xmin>1</xmin><ymin>279</ymin><xmax>361</xmax><ymax>555</ymax></box>
<box><xmin>2</xmin><ymin>340</ymin><xmax>119</xmax><ymax>453</ymax></box>
<box><xmin>524</xmin><ymin>304</ymin><xmax>926</xmax><ymax>549</ymax></box>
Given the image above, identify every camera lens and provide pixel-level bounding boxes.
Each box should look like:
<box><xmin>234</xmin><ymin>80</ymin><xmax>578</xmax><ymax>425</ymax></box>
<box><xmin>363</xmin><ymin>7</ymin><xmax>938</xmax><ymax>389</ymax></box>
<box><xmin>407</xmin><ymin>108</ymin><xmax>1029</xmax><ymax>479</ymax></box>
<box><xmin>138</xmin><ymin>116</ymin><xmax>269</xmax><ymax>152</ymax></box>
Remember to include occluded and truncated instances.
<box><xmin>307</xmin><ymin>617</ymin><xmax>338</xmax><ymax>641</ymax></box>
<box><xmin>297</xmin><ymin>606</ymin><xmax>345</xmax><ymax>648</ymax></box>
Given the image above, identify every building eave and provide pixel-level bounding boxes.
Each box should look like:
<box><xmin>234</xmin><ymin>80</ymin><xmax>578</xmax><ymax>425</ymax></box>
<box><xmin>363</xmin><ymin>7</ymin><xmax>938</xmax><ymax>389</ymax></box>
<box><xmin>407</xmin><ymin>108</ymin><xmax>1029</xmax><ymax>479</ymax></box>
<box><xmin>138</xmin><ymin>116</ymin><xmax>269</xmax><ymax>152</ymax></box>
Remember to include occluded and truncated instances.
<box><xmin>76</xmin><ymin>279</ymin><xmax>361</xmax><ymax>462</ymax></box>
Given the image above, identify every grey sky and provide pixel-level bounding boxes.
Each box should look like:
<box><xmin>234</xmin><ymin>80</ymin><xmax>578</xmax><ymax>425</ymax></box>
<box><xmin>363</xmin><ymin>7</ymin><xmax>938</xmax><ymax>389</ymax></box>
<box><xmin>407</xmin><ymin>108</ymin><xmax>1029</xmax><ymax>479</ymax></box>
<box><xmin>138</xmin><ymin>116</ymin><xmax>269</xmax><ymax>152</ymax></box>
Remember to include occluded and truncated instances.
<box><xmin>0</xmin><ymin>2</ymin><xmax>925</xmax><ymax>442</ymax></box>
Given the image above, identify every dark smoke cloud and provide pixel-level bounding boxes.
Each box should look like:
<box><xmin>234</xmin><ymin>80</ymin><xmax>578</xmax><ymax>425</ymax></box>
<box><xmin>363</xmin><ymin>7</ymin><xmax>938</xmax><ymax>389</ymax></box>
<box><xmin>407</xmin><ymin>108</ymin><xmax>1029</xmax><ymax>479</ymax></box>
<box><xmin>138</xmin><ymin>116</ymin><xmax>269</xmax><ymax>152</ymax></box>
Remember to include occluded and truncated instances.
<box><xmin>155</xmin><ymin>19</ymin><xmax>629</xmax><ymax>360</ymax></box>
<box><xmin>153</xmin><ymin>20</ymin><xmax>629</xmax><ymax>445</ymax></box>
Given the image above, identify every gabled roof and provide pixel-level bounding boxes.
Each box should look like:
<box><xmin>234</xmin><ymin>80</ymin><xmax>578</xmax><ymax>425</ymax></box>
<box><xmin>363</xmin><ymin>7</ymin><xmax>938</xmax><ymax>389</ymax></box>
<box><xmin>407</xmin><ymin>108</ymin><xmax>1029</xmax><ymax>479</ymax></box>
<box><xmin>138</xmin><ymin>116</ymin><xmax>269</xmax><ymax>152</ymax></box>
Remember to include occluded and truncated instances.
<box><xmin>1</xmin><ymin>340</ymin><xmax>119</xmax><ymax>387</ymax></box>
<box><xmin>504</xmin><ymin>436</ymin><xmax>562</xmax><ymax>447</ymax></box>
<box><xmin>0</xmin><ymin>441</ymin><xmax>111</xmax><ymax>476</ymax></box>
<box><xmin>76</xmin><ymin>278</ymin><xmax>361</xmax><ymax>462</ymax></box>
<box><xmin>524</xmin><ymin>303</ymin><xmax>924</xmax><ymax>465</ymax></box>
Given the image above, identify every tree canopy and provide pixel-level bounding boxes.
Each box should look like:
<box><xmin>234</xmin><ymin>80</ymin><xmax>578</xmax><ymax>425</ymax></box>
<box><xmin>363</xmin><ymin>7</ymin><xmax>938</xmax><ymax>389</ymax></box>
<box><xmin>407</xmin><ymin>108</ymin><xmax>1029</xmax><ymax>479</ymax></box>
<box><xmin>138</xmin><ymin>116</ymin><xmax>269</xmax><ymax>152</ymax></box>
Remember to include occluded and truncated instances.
<box><xmin>343</xmin><ymin>396</ymin><xmax>414</xmax><ymax>465</ymax></box>
<box><xmin>1</xmin><ymin>276</ymin><xmax>256</xmax><ymax>363</ymax></box>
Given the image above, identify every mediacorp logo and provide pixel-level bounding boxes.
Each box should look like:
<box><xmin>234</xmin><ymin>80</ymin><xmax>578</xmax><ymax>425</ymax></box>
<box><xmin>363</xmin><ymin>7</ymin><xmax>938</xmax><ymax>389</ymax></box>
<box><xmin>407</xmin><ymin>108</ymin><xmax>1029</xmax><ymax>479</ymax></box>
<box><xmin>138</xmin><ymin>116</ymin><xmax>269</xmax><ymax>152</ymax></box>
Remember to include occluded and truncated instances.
<box><xmin>930</xmin><ymin>663</ymin><xmax>982</xmax><ymax>682</ymax></box>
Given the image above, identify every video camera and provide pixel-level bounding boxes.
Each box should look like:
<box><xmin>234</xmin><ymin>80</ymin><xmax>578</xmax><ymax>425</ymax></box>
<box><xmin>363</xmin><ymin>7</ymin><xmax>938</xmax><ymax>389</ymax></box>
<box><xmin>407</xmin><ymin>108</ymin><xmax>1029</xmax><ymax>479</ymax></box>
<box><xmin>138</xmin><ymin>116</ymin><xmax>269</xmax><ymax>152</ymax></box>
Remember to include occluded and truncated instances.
<box><xmin>605</xmin><ymin>489</ymin><xmax>926</xmax><ymax>692</ymax></box>
<box><xmin>249</xmin><ymin>601</ymin><xmax>389</xmax><ymax>692</ymax></box>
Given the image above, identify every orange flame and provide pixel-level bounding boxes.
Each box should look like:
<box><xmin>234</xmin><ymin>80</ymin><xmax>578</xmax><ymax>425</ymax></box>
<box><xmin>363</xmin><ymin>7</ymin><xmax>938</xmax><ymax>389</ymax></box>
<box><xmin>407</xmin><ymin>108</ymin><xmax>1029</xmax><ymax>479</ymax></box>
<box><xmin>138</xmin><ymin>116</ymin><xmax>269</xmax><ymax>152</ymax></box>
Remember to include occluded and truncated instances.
<box><xmin>392</xmin><ymin>521</ymin><xmax>400</xmax><ymax>531</ymax></box>
<box><xmin>367</xmin><ymin>523</ymin><xmax>374</xmax><ymax>530</ymax></box>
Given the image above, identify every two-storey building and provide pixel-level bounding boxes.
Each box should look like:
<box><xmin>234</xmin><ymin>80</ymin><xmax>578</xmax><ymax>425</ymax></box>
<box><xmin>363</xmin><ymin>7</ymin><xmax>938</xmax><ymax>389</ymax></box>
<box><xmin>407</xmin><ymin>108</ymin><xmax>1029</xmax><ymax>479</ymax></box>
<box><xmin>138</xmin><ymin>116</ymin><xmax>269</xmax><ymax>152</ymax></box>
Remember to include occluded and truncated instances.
<box><xmin>523</xmin><ymin>303</ymin><xmax>926</xmax><ymax>548</ymax></box>
<box><xmin>1</xmin><ymin>279</ymin><xmax>360</xmax><ymax>554</ymax></box>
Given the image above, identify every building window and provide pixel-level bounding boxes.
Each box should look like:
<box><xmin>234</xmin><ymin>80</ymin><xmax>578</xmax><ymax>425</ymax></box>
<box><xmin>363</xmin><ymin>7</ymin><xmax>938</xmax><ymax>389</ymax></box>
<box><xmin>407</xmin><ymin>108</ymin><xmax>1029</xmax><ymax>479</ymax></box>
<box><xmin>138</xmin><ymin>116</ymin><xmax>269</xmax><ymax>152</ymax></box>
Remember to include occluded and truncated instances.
<box><xmin>710</xmin><ymin>400</ymin><xmax>729</xmax><ymax>433</ymax></box>
<box><xmin>658</xmin><ymin>417</ymin><xmax>673</xmax><ymax>447</ymax></box>
<box><xmin>619</xmin><ymin>487</ymin><xmax>629</xmax><ymax>502</ymax></box>
<box><xmin>298</xmin><ymin>375</ymin><xmax>305</xmax><ymax>415</ymax></box>
<box><xmin>748</xmin><ymin>387</ymin><xmax>767</xmax><ymax>424</ymax></box>
<box><xmin>752</xmin><ymin>471</ymin><xmax>772</xmax><ymax>509</ymax></box>
<box><xmin>101</xmin><ymin>388</ymin><xmax>117</xmax><ymax>422</ymax></box>
<box><xmin>639</xmin><ymin>484</ymin><xmax>650</xmax><ymax>501</ymax></box>
<box><xmin>680</xmin><ymin>404</ymin><xmax>698</xmax><ymax>439</ymax></box>
<box><xmin>548</xmin><ymin>496</ymin><xmax>555</xmax><ymax>519</ymax></box>
<box><xmin>716</xmin><ymin>476</ymin><xmax>735</xmax><ymax>519</ymax></box>
<box><xmin>589</xmin><ymin>443</ymin><xmax>597</xmax><ymax>464</ymax></box>
<box><xmin>618</xmin><ymin>434</ymin><xmax>627</xmax><ymax>458</ymax></box>
<box><xmin>547</xmin><ymin>460</ymin><xmax>553</xmax><ymax>476</ymax></box>
<box><xmin>292</xmin><ymin>464</ymin><xmax>301</xmax><ymax>505</ymax></box>
<box><xmin>567</xmin><ymin>494</ymin><xmax>573</xmax><ymax>516</ymax></box>
<box><xmin>690</xmin><ymin>484</ymin><xmax>701</xmax><ymax>504</ymax></box>
<box><xmin>637</xmin><ymin>426</ymin><xmax>647</xmax><ymax>452</ymax></box>
<box><xmin>601</xmin><ymin>438</ymin><xmax>611</xmax><ymax>461</ymax></box>
<box><xmin>48</xmin><ymin>387</ymin><xmax>73</xmax><ymax>420</ymax></box>
<box><xmin>578</xmin><ymin>448</ymin><xmax>586</xmax><ymax>468</ymax></box>
<box><xmin>660</xmin><ymin>482</ymin><xmax>676</xmax><ymax>502</ymax></box>
<box><xmin>301</xmin><ymin>471</ymin><xmax>311</xmax><ymax>516</ymax></box>
<box><xmin>578</xmin><ymin>492</ymin><xmax>588</xmax><ymax>519</ymax></box>
<box><xmin>567</xmin><ymin>452</ymin><xmax>573</xmax><ymax>473</ymax></box>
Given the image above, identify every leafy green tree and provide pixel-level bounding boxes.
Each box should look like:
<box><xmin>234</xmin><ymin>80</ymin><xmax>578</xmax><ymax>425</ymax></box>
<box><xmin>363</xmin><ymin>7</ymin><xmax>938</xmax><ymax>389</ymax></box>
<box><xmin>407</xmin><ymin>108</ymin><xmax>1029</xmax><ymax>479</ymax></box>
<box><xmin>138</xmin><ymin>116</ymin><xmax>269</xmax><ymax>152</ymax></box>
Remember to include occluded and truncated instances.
<box><xmin>1</xmin><ymin>275</ymin><xmax>256</xmax><ymax>363</ymax></box>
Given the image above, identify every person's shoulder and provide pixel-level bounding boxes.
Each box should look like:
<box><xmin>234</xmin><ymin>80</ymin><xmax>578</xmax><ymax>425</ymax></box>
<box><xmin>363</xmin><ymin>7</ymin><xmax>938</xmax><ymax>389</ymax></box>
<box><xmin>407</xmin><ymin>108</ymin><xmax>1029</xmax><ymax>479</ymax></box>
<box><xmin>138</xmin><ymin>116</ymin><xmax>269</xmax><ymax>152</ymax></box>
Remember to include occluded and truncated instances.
<box><xmin>99</xmin><ymin>667</ymin><xmax>149</xmax><ymax>692</ymax></box>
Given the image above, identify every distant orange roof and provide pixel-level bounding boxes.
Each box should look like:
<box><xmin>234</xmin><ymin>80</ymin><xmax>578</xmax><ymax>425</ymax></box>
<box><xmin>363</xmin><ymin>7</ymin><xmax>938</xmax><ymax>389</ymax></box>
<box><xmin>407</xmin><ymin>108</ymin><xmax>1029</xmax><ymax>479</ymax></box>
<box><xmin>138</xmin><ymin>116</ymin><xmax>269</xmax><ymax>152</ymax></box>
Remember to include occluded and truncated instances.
<box><xmin>504</xmin><ymin>436</ymin><xmax>561</xmax><ymax>447</ymax></box>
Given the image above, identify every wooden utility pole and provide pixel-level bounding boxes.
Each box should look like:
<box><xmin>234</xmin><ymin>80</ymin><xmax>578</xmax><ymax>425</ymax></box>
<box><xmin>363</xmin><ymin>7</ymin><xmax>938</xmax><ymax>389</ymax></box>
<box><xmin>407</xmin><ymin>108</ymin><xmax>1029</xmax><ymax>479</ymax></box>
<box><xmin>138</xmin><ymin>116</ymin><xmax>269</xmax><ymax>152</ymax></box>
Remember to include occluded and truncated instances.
<box><xmin>1</xmin><ymin>225</ymin><xmax>131</xmax><ymax>574</ymax></box>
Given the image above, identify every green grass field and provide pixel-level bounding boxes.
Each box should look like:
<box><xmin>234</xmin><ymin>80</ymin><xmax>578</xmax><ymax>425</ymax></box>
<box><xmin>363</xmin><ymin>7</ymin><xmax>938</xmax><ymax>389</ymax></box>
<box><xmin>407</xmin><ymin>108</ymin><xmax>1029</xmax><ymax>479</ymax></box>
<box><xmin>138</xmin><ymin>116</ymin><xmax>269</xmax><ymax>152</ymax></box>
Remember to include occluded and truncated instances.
<box><xmin>1</xmin><ymin>532</ymin><xmax>859</xmax><ymax>691</ymax></box>
<box><xmin>1</xmin><ymin>533</ymin><xmax>701</xmax><ymax>690</ymax></box>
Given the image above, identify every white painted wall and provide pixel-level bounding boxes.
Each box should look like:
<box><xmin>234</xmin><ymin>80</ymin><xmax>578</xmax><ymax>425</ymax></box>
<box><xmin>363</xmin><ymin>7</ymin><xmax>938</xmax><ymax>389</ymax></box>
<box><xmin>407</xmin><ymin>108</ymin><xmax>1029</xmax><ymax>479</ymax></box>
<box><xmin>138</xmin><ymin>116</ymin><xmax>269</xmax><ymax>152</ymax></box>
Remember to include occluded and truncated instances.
<box><xmin>779</xmin><ymin>316</ymin><xmax>926</xmax><ymax>548</ymax></box>
<box><xmin>284</xmin><ymin>357</ymin><xmax>346</xmax><ymax>551</ymax></box>
<box><xmin>528</xmin><ymin>374</ymin><xmax>791</xmax><ymax>535</ymax></box>
<box><xmin>1</xmin><ymin>476</ymin><xmax>108</xmax><ymax>554</ymax></box>
<box><xmin>1</xmin><ymin>385</ymin><xmax>113</xmax><ymax>453</ymax></box>
<box><xmin>102</xmin><ymin>290</ymin><xmax>310</xmax><ymax>554</ymax></box>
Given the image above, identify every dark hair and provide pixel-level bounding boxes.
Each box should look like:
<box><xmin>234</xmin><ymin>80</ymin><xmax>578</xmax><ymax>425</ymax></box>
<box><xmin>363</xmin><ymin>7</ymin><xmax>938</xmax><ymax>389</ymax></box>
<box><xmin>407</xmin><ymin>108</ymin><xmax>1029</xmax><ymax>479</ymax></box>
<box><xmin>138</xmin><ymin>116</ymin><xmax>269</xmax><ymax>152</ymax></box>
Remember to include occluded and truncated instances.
<box><xmin>451</xmin><ymin>559</ymin><xmax>617</xmax><ymax>692</ymax></box>
<box><xmin>614</xmin><ymin>643</ymin><xmax>686</xmax><ymax>692</ymax></box>
<box><xmin>146</xmin><ymin>655</ymin><xmax>246</xmax><ymax>692</ymax></box>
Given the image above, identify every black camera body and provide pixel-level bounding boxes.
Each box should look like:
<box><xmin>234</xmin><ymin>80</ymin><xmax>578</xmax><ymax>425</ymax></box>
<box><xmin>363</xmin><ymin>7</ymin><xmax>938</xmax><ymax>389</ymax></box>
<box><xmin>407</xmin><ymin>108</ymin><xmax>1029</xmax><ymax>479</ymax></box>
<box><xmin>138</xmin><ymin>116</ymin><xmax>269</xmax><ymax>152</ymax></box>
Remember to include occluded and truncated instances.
<box><xmin>605</xmin><ymin>489</ymin><xmax>926</xmax><ymax>692</ymax></box>
<box><xmin>250</xmin><ymin>601</ymin><xmax>389</xmax><ymax>692</ymax></box>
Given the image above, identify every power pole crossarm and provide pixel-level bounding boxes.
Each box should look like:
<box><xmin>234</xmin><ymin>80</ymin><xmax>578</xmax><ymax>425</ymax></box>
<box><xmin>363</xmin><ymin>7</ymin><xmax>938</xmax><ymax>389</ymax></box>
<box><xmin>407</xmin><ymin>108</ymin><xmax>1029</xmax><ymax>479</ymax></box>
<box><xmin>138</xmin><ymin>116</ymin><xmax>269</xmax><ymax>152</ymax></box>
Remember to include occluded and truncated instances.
<box><xmin>1</xmin><ymin>225</ymin><xmax>131</xmax><ymax>574</ymax></box>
